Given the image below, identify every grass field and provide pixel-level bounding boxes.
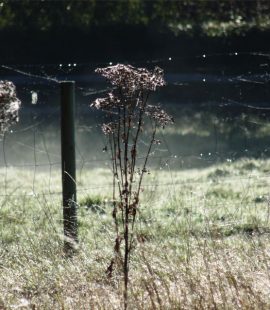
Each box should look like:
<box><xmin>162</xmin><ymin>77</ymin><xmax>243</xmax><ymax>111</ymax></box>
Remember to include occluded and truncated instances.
<box><xmin>0</xmin><ymin>158</ymin><xmax>270</xmax><ymax>309</ymax></box>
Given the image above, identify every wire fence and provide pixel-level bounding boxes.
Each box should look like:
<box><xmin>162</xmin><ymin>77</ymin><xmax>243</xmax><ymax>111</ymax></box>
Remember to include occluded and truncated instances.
<box><xmin>0</xmin><ymin>51</ymin><xmax>270</xmax><ymax>228</ymax></box>
<box><xmin>1</xmin><ymin>51</ymin><xmax>270</xmax><ymax>310</ymax></box>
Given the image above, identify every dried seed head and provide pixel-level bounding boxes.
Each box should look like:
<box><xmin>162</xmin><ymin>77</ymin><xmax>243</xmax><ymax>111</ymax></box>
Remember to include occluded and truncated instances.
<box><xmin>90</xmin><ymin>92</ymin><xmax>120</xmax><ymax>110</ymax></box>
<box><xmin>101</xmin><ymin>123</ymin><xmax>116</xmax><ymax>135</ymax></box>
<box><xmin>146</xmin><ymin>105</ymin><xmax>174</xmax><ymax>127</ymax></box>
<box><xmin>0</xmin><ymin>80</ymin><xmax>21</xmax><ymax>133</ymax></box>
<box><xmin>95</xmin><ymin>64</ymin><xmax>165</xmax><ymax>93</ymax></box>
<box><xmin>136</xmin><ymin>66</ymin><xmax>166</xmax><ymax>91</ymax></box>
<box><xmin>92</xmin><ymin>64</ymin><xmax>173</xmax><ymax>138</ymax></box>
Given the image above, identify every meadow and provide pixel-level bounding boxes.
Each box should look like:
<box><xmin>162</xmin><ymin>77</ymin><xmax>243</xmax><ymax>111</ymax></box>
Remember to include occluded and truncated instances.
<box><xmin>1</xmin><ymin>156</ymin><xmax>270</xmax><ymax>309</ymax></box>
<box><xmin>1</xmin><ymin>27</ymin><xmax>270</xmax><ymax>309</ymax></box>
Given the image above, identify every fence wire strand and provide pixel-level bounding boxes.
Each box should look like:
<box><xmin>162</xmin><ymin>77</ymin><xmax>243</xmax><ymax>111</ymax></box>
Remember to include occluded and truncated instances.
<box><xmin>0</xmin><ymin>52</ymin><xmax>270</xmax><ymax>251</ymax></box>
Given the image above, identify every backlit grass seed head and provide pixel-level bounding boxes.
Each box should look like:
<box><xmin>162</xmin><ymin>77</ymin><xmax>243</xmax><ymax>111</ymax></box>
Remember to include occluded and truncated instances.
<box><xmin>0</xmin><ymin>80</ymin><xmax>21</xmax><ymax>132</ymax></box>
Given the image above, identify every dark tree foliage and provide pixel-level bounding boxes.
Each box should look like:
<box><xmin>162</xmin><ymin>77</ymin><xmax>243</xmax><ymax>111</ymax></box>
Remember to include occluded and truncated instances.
<box><xmin>0</xmin><ymin>0</ymin><xmax>270</xmax><ymax>36</ymax></box>
<box><xmin>1</xmin><ymin>0</ymin><xmax>269</xmax><ymax>63</ymax></box>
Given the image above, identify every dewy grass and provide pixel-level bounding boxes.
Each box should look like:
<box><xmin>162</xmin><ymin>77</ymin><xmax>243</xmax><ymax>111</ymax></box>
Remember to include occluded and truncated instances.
<box><xmin>0</xmin><ymin>158</ymin><xmax>270</xmax><ymax>309</ymax></box>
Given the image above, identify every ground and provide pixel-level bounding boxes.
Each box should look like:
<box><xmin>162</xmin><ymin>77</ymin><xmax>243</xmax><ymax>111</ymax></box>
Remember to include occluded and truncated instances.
<box><xmin>0</xmin><ymin>158</ymin><xmax>270</xmax><ymax>309</ymax></box>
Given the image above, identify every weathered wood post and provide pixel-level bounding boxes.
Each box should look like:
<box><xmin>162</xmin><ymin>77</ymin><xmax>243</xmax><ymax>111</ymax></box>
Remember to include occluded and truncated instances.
<box><xmin>60</xmin><ymin>81</ymin><xmax>77</xmax><ymax>254</ymax></box>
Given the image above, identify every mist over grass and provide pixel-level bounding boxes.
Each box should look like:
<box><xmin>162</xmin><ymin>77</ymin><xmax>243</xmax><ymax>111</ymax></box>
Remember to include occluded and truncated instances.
<box><xmin>0</xmin><ymin>158</ymin><xmax>270</xmax><ymax>308</ymax></box>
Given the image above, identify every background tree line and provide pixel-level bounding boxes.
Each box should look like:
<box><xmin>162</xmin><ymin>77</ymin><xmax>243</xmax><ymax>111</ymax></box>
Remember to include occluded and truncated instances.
<box><xmin>0</xmin><ymin>0</ymin><xmax>269</xmax><ymax>64</ymax></box>
<box><xmin>1</xmin><ymin>0</ymin><xmax>270</xmax><ymax>36</ymax></box>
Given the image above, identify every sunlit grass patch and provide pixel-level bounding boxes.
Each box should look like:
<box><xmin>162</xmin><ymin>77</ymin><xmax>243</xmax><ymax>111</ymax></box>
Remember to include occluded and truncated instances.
<box><xmin>0</xmin><ymin>158</ymin><xmax>270</xmax><ymax>308</ymax></box>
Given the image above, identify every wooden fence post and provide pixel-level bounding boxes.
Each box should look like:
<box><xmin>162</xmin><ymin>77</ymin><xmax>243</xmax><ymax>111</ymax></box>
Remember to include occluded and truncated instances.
<box><xmin>60</xmin><ymin>81</ymin><xmax>77</xmax><ymax>254</ymax></box>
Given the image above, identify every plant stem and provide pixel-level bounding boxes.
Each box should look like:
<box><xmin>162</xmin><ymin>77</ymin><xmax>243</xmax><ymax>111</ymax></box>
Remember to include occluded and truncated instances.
<box><xmin>124</xmin><ymin>203</ymin><xmax>129</xmax><ymax>310</ymax></box>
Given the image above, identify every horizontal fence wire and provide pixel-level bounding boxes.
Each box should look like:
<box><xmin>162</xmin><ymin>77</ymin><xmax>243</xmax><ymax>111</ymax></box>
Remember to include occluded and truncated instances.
<box><xmin>1</xmin><ymin>53</ymin><xmax>270</xmax><ymax>310</ymax></box>
<box><xmin>0</xmin><ymin>52</ymin><xmax>269</xmax><ymax>202</ymax></box>
<box><xmin>0</xmin><ymin>176</ymin><xmax>269</xmax><ymax>197</ymax></box>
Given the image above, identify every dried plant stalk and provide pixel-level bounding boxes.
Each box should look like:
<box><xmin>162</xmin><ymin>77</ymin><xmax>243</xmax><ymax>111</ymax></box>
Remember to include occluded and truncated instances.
<box><xmin>91</xmin><ymin>64</ymin><xmax>173</xmax><ymax>309</ymax></box>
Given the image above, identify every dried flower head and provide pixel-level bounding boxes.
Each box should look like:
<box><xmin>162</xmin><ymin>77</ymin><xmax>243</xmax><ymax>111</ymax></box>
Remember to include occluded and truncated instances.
<box><xmin>0</xmin><ymin>80</ymin><xmax>21</xmax><ymax>132</ymax></box>
<box><xmin>91</xmin><ymin>92</ymin><xmax>120</xmax><ymax>110</ymax></box>
<box><xmin>146</xmin><ymin>105</ymin><xmax>174</xmax><ymax>127</ymax></box>
<box><xmin>137</xmin><ymin>66</ymin><xmax>166</xmax><ymax>91</ymax></box>
<box><xmin>101</xmin><ymin>123</ymin><xmax>116</xmax><ymax>135</ymax></box>
<box><xmin>95</xmin><ymin>64</ymin><xmax>165</xmax><ymax>93</ymax></box>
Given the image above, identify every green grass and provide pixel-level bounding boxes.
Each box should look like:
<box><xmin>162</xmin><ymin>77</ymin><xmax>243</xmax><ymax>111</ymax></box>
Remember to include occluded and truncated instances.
<box><xmin>0</xmin><ymin>158</ymin><xmax>270</xmax><ymax>309</ymax></box>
